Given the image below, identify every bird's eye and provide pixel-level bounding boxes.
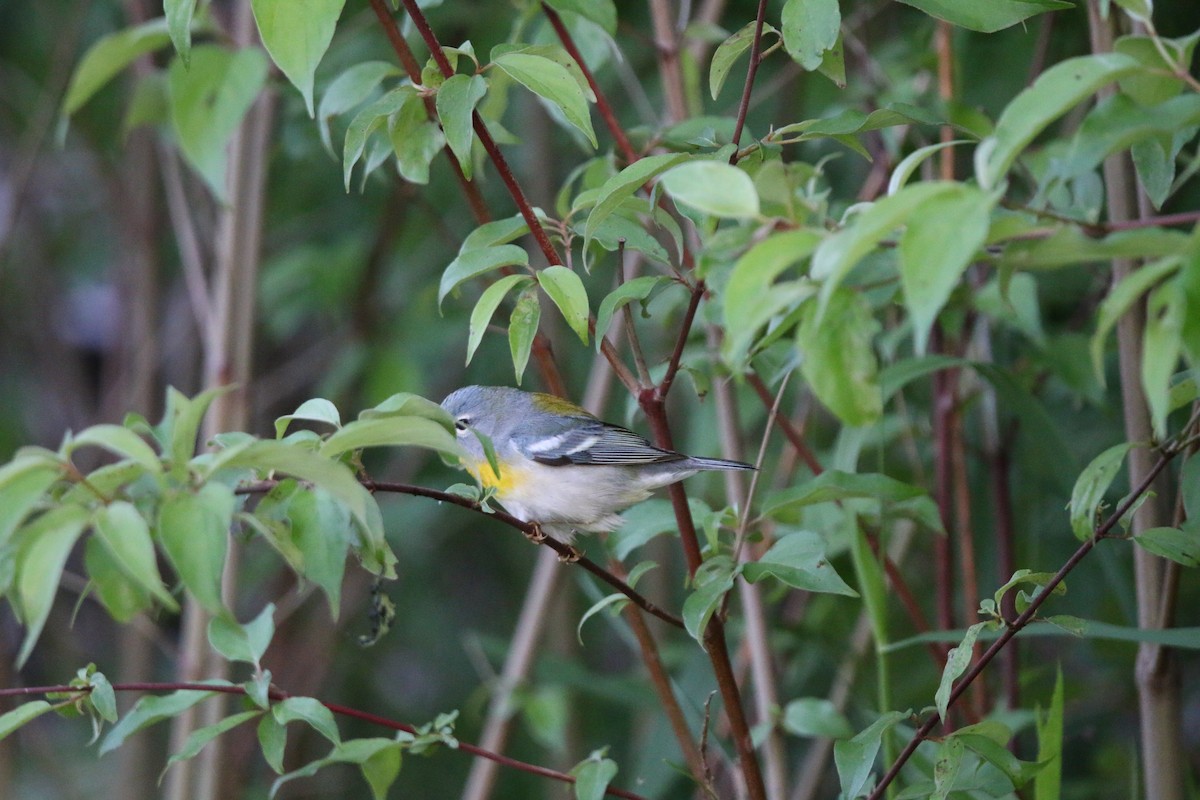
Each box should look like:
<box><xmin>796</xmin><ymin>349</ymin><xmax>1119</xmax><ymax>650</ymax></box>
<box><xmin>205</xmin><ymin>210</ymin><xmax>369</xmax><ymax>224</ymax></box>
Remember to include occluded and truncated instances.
<box><xmin>455</xmin><ymin>417</ymin><xmax>470</xmax><ymax>432</ymax></box>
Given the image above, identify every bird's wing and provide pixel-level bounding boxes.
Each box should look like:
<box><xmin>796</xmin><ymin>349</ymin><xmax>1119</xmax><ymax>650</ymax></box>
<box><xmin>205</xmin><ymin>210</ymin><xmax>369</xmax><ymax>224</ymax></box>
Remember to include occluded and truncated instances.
<box><xmin>513</xmin><ymin>420</ymin><xmax>684</xmax><ymax>466</ymax></box>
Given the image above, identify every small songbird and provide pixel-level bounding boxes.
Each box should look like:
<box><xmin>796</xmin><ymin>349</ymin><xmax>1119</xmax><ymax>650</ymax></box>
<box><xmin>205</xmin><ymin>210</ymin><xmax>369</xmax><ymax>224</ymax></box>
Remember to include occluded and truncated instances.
<box><xmin>441</xmin><ymin>385</ymin><xmax>754</xmax><ymax>542</ymax></box>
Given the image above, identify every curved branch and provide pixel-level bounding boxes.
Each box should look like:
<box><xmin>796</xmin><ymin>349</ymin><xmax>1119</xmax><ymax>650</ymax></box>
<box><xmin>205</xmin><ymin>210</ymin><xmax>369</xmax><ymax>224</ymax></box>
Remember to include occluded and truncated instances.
<box><xmin>0</xmin><ymin>682</ymin><xmax>648</xmax><ymax>800</ymax></box>
<box><xmin>234</xmin><ymin>479</ymin><xmax>683</xmax><ymax>629</ymax></box>
<box><xmin>365</xmin><ymin>480</ymin><xmax>684</xmax><ymax>628</ymax></box>
<box><xmin>867</xmin><ymin>442</ymin><xmax>1180</xmax><ymax>799</ymax></box>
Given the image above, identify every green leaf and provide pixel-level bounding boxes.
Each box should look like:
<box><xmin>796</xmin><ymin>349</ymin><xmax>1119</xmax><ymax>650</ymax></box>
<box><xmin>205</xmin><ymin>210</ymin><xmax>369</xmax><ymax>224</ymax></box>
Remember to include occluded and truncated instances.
<box><xmin>897</xmin><ymin>0</ymin><xmax>1072</xmax><ymax>33</ymax></box>
<box><xmin>318</xmin><ymin>61</ymin><xmax>402</xmax><ymax>152</ymax></box>
<box><xmin>0</xmin><ymin>700</ymin><xmax>54</xmax><ymax>741</ymax></box>
<box><xmin>594</xmin><ymin>276</ymin><xmax>675</xmax><ymax>351</ymax></box>
<box><xmin>571</xmin><ymin>750</ymin><xmax>618</xmax><ymax>800</ymax></box>
<box><xmin>208</xmin><ymin>604</ymin><xmax>275</xmax><ymax>666</ymax></box>
<box><xmin>1115</xmin><ymin>33</ymin><xmax>1199</xmax><ymax>107</ymax></box>
<box><xmin>319</xmin><ymin>416</ymin><xmax>464</xmax><ymax>460</ymax></box>
<box><xmin>360</xmin><ymin>742</ymin><xmax>402</xmax><ymax>800</ymax></box>
<box><xmin>436</xmin><ymin>74</ymin><xmax>488</xmax><ymax>179</ymax></box>
<box><xmin>165</xmin><ymin>0</ymin><xmax>197</xmax><ymax>65</ymax></box>
<box><xmin>508</xmin><ymin>286</ymin><xmax>542</xmax><ymax>385</ymax></box>
<box><xmin>849</xmin><ymin>523</ymin><xmax>891</xmax><ymax>653</ymax></box>
<box><xmin>1134</xmin><ymin>525</ymin><xmax>1200</xmax><ymax>567</ymax></box>
<box><xmin>992</xmin><ymin>569</ymin><xmax>1066</xmax><ymax>610</ymax></box>
<box><xmin>258</xmin><ymin>714</ymin><xmax>287</xmax><ymax>773</ymax></box>
<box><xmin>723</xmin><ymin>229</ymin><xmax>820</xmax><ymax>368</ymax></box>
<box><xmin>1112</xmin><ymin>0</ymin><xmax>1152</xmax><ymax>22</ymax></box>
<box><xmin>343</xmin><ymin>87</ymin><xmax>412</xmax><ymax>191</ymax></box>
<box><xmin>0</xmin><ymin>454</ymin><xmax>63</xmax><ymax>549</ymax></box>
<box><xmin>538</xmin><ymin>265</ymin><xmax>590</xmax><ymax>344</ymax></box>
<box><xmin>936</xmin><ymin>621</ymin><xmax>987</xmax><ymax>721</ymax></box>
<box><xmin>781</xmin><ymin>0</ymin><xmax>841</xmax><ymax>71</ymax></box>
<box><xmin>796</xmin><ymin>288</ymin><xmax>882</xmax><ymax>427</ymax></box>
<box><xmin>931</xmin><ymin>736</ymin><xmax>965</xmax><ymax>800</ymax></box>
<box><xmin>544</xmin><ymin>0</ymin><xmax>617</xmax><ymax>34</ymax></box>
<box><xmin>900</xmin><ymin>185</ymin><xmax>995</xmax><ymax>354</ymax></box>
<box><xmin>211</xmin><ymin>440</ymin><xmax>392</xmax><ymax>577</ymax></box>
<box><xmin>251</xmin><ymin>0</ymin><xmax>345</xmax><ymax>116</ymax></box>
<box><xmin>273</xmin><ymin>696</ymin><xmax>341</xmax><ymax>745</ymax></box>
<box><xmin>742</xmin><ymin>531</ymin><xmax>858</xmax><ymax>596</ymax></box>
<box><xmin>660</xmin><ymin>160</ymin><xmax>760</xmax><ymax>219</ymax></box>
<box><xmin>1061</xmin><ymin>94</ymin><xmax>1200</xmax><ymax>183</ymax></box>
<box><xmin>93</xmin><ymin>501</ymin><xmax>177</xmax><ymax>611</ymax></box>
<box><xmin>1034</xmin><ymin>667</ymin><xmax>1065</xmax><ymax>800</ymax></box>
<box><xmin>710</xmin><ymin>20</ymin><xmax>778</xmax><ymax>100</ymax></box>
<box><xmin>358</xmin><ymin>393</ymin><xmax>455</xmax><ymax>426</ymax></box>
<box><xmin>157</xmin><ymin>484</ymin><xmax>233</xmax><ymax>613</ymax></box>
<box><xmin>461</xmin><ymin>214</ymin><xmax>532</xmax><ymax>252</ymax></box>
<box><xmin>1142</xmin><ymin>279</ymin><xmax>1185</xmax><ymax>437</ymax></box>
<box><xmin>100</xmin><ymin>686</ymin><xmax>225</xmax><ymax>755</ymax></box>
<box><xmin>834</xmin><ymin>711</ymin><xmax>908</xmax><ymax>799</ymax></box>
<box><xmin>438</xmin><ymin>244</ymin><xmax>530</xmax><ymax>307</ymax></box>
<box><xmin>86</xmin><ymin>537</ymin><xmax>153</xmax><ymax>622</ymax></box>
<box><xmin>270</xmin><ymin>738</ymin><xmax>402</xmax><ymax>799</ymax></box>
<box><xmin>168</xmin><ymin>45</ymin><xmax>269</xmax><ymax>202</ymax></box>
<box><xmin>975</xmin><ymin>53</ymin><xmax>1143</xmax><ymax>189</ymax></box>
<box><xmin>165</xmin><ymin>709</ymin><xmax>262</xmax><ymax>772</ymax></box>
<box><xmin>682</xmin><ymin>557</ymin><xmax>738</xmax><ymax>644</ymax></box>
<box><xmin>957</xmin><ymin>731</ymin><xmax>1044</xmax><ymax>789</ymax></box>
<box><xmin>812</xmin><ymin>181</ymin><xmax>957</xmax><ymax>313</ymax></box>
<box><xmin>61</xmin><ymin>18</ymin><xmax>172</xmax><ymax>118</ymax></box>
<box><xmin>275</xmin><ymin>398</ymin><xmax>341</xmax><ymax>438</ymax></box>
<box><xmin>1091</xmin><ymin>255</ymin><xmax>1182</xmax><ymax>380</ymax></box>
<box><xmin>389</xmin><ymin>91</ymin><xmax>445</xmax><ymax>185</ymax></box>
<box><xmin>765</xmin><ymin>468</ymin><xmax>926</xmax><ymax>516</ymax></box>
<box><xmin>782</xmin><ymin>698</ymin><xmax>854</xmax><ymax>739</ymax></box>
<box><xmin>85</xmin><ymin>669</ymin><xmax>118</xmax><ymax>723</ymax></box>
<box><xmin>583</xmin><ymin>153</ymin><xmax>689</xmax><ymax>256</ymax></box>
<box><xmin>158</xmin><ymin>386</ymin><xmax>228</xmax><ymax>475</ymax></box>
<box><xmin>469</xmin><ymin>274</ymin><xmax>535</xmax><ymax>364</ymax></box>
<box><xmin>286</xmin><ymin>488</ymin><xmax>351</xmax><ymax>617</ymax></box>
<box><xmin>14</xmin><ymin>505</ymin><xmax>89</xmax><ymax>667</ymax></box>
<box><xmin>1002</xmin><ymin>228</ymin><xmax>1190</xmax><ymax>272</ymax></box>
<box><xmin>493</xmin><ymin>52</ymin><xmax>596</xmax><ymax>147</ymax></box>
<box><xmin>63</xmin><ymin>423</ymin><xmax>162</xmax><ymax>474</ymax></box>
<box><xmin>1068</xmin><ymin>443</ymin><xmax>1131</xmax><ymax>540</ymax></box>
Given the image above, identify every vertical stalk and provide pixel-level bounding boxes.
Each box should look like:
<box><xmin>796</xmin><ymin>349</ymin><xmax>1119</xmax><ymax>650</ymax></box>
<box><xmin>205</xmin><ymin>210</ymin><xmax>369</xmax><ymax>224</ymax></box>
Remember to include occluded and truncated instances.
<box><xmin>1087</xmin><ymin>6</ymin><xmax>1184</xmax><ymax>800</ymax></box>
<box><xmin>165</xmin><ymin>4</ymin><xmax>273</xmax><ymax>799</ymax></box>
<box><xmin>461</xmin><ymin>548</ymin><xmax>564</xmax><ymax>800</ymax></box>
<box><xmin>711</xmin><ymin>366</ymin><xmax>787</xmax><ymax>799</ymax></box>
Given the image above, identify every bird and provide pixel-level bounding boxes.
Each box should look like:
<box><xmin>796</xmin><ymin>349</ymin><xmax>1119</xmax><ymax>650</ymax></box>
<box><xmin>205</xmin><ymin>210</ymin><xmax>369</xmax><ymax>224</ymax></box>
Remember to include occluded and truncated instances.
<box><xmin>440</xmin><ymin>385</ymin><xmax>754</xmax><ymax>543</ymax></box>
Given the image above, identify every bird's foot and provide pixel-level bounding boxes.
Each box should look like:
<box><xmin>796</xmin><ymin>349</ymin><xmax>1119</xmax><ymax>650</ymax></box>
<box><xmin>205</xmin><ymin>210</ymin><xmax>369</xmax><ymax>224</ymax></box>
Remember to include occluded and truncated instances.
<box><xmin>524</xmin><ymin>523</ymin><xmax>548</xmax><ymax>544</ymax></box>
<box><xmin>557</xmin><ymin>545</ymin><xmax>582</xmax><ymax>564</ymax></box>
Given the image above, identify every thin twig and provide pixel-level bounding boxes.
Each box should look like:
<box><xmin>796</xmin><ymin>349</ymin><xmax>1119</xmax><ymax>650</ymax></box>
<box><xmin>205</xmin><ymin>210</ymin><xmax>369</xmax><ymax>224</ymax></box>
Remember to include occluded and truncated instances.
<box><xmin>367</xmin><ymin>0</ymin><xmax>490</xmax><ymax>224</ymax></box>
<box><xmin>728</xmin><ymin>0</ymin><xmax>770</xmax><ymax>165</ymax></box>
<box><xmin>656</xmin><ymin>281</ymin><xmax>704</xmax><ymax>401</ymax></box>
<box><xmin>395</xmin><ymin>0</ymin><xmax>562</xmax><ymax>267</ymax></box>
<box><xmin>240</xmin><ymin>479</ymin><xmax>685</xmax><ymax>629</ymax></box>
<box><xmin>0</xmin><ymin>682</ymin><xmax>649</xmax><ymax>800</ymax></box>
<box><xmin>541</xmin><ymin>2</ymin><xmax>638</xmax><ymax>164</ymax></box>
<box><xmin>867</xmin><ymin>444</ymin><xmax>1180</xmax><ymax>799</ymax></box>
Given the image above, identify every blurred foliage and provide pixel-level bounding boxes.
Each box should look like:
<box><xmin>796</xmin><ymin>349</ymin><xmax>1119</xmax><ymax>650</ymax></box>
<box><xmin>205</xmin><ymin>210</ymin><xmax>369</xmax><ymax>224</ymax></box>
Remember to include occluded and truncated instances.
<box><xmin>1</xmin><ymin>0</ymin><xmax>1200</xmax><ymax>798</ymax></box>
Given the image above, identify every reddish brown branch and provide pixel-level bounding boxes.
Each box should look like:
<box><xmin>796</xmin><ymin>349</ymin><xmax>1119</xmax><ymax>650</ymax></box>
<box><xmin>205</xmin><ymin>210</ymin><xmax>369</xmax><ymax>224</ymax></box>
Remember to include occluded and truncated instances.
<box><xmin>541</xmin><ymin>2</ymin><xmax>638</xmax><ymax>165</ymax></box>
<box><xmin>746</xmin><ymin>372</ymin><xmax>823</xmax><ymax>475</ymax></box>
<box><xmin>655</xmin><ymin>281</ymin><xmax>705</xmax><ymax>402</ymax></box>
<box><xmin>729</xmin><ymin>0</ymin><xmax>770</xmax><ymax>165</ymax></box>
<box><xmin>867</xmin><ymin>445</ymin><xmax>1178</xmax><ymax>799</ymax></box>
<box><xmin>395</xmin><ymin>0</ymin><xmax>562</xmax><ymax>267</ymax></box>
<box><xmin>367</xmin><ymin>0</ymin><xmax>490</xmax><ymax>225</ymax></box>
<box><xmin>0</xmin><ymin>682</ymin><xmax>648</xmax><ymax>800</ymax></box>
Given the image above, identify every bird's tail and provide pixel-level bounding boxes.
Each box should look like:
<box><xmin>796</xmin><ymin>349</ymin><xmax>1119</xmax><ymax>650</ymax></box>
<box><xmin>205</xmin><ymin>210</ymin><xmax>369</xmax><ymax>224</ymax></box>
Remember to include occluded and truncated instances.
<box><xmin>686</xmin><ymin>455</ymin><xmax>756</xmax><ymax>471</ymax></box>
